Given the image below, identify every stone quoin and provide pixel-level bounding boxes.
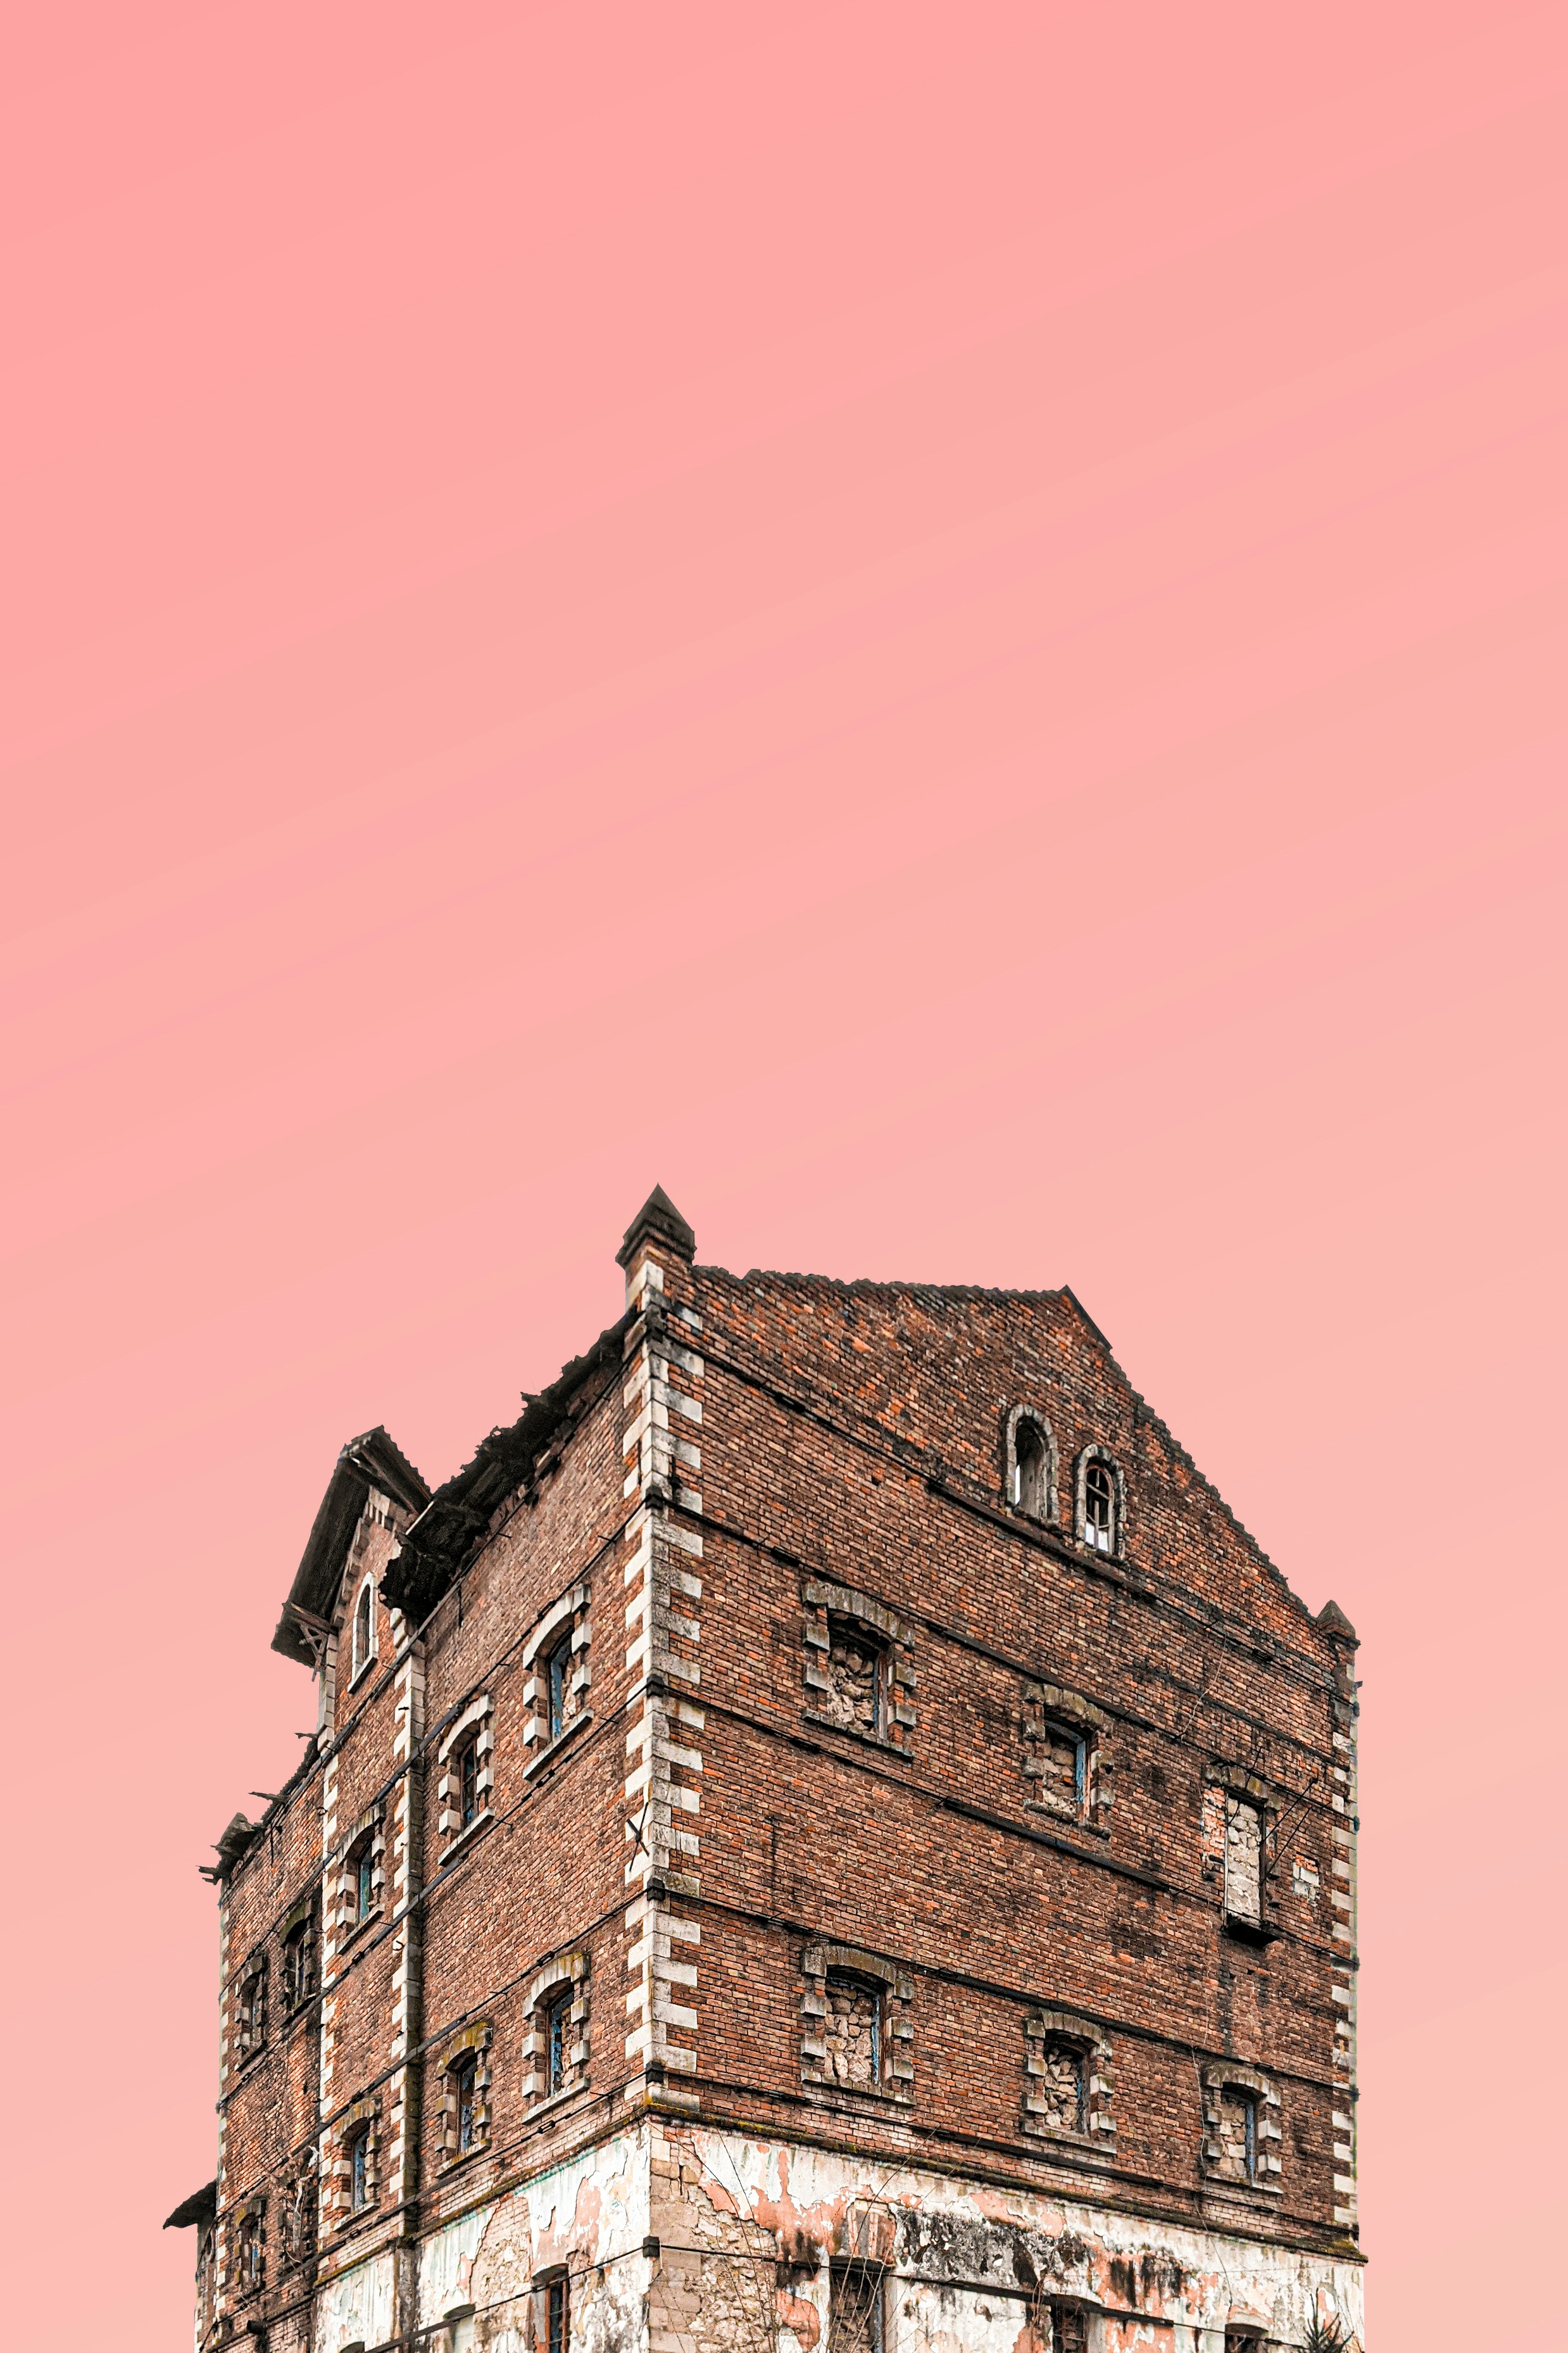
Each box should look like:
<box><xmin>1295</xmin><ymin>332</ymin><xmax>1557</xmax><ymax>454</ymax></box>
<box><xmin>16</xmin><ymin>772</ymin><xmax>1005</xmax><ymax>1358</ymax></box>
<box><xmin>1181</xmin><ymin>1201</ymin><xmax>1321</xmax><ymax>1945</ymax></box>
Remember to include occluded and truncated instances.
<box><xmin>168</xmin><ymin>1190</ymin><xmax>1365</xmax><ymax>2353</ymax></box>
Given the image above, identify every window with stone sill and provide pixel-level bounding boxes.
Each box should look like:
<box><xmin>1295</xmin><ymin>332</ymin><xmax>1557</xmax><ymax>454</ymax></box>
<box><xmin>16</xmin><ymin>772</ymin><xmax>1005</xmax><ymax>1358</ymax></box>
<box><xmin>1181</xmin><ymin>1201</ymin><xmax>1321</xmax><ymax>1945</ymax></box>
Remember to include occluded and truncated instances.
<box><xmin>801</xmin><ymin>1579</ymin><xmax>917</xmax><ymax>1752</ymax></box>
<box><xmin>349</xmin><ymin>2126</ymin><xmax>372</xmax><ymax>2211</ymax></box>
<box><xmin>1200</xmin><ymin>2062</ymin><xmax>1283</xmax><ymax>2192</ymax></box>
<box><xmin>236</xmin><ymin>1959</ymin><xmax>268</xmax><ymax>2058</ymax></box>
<box><xmin>521</xmin><ymin>1950</ymin><xmax>591</xmax><ymax>2109</ymax></box>
<box><xmin>801</xmin><ymin>1942</ymin><xmax>914</xmax><ymax>2103</ymax></box>
<box><xmin>521</xmin><ymin>1584</ymin><xmax>592</xmax><ymax>1757</ymax></box>
<box><xmin>1005</xmin><ymin>1406</ymin><xmax>1059</xmax><ymax>1524</ymax></box>
<box><xmin>1022</xmin><ymin>2009</ymin><xmax>1115</xmax><ymax>2148</ymax></box>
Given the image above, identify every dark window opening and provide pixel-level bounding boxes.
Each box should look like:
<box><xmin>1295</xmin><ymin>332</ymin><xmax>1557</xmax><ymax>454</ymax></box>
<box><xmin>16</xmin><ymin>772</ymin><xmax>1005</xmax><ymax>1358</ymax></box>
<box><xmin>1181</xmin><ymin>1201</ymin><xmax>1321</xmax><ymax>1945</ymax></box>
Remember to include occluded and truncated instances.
<box><xmin>544</xmin><ymin>2273</ymin><xmax>569</xmax><ymax>2353</ymax></box>
<box><xmin>1084</xmin><ymin>1460</ymin><xmax>1116</xmax><ymax>1553</ymax></box>
<box><xmin>238</xmin><ymin>2212</ymin><xmax>263</xmax><ymax>2291</ymax></box>
<box><xmin>1048</xmin><ymin>2303</ymin><xmax>1088</xmax><ymax>2353</ymax></box>
<box><xmin>282</xmin><ymin>1919</ymin><xmax>314</xmax><ymax>2009</ymax></box>
<box><xmin>353</xmin><ymin>1583</ymin><xmax>373</xmax><ymax>1677</ymax></box>
<box><xmin>456</xmin><ymin>1735</ymin><xmax>480</xmax><ymax>1830</ymax></box>
<box><xmin>453</xmin><ymin>2053</ymin><xmax>479</xmax><ymax>2152</ymax></box>
<box><xmin>239</xmin><ymin>1966</ymin><xmax>267</xmax><ymax>2053</ymax></box>
<box><xmin>349</xmin><ymin>2126</ymin><xmax>372</xmax><ymax>2211</ymax></box>
<box><xmin>547</xmin><ymin>1636</ymin><xmax>573</xmax><ymax>1743</ymax></box>
<box><xmin>544</xmin><ymin>1986</ymin><xmax>572</xmax><ymax>2096</ymax></box>
<box><xmin>1013</xmin><ymin>1417</ymin><xmax>1049</xmax><ymax>1519</ymax></box>
<box><xmin>349</xmin><ymin>1836</ymin><xmax>375</xmax><ymax>1923</ymax></box>
<box><xmin>830</xmin><ymin>2261</ymin><xmax>885</xmax><ymax>2353</ymax></box>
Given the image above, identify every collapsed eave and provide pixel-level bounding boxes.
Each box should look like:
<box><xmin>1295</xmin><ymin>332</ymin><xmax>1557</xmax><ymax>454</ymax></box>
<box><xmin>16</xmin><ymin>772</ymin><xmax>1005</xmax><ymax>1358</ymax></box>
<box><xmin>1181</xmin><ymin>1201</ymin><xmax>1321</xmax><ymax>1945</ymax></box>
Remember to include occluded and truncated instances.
<box><xmin>164</xmin><ymin>2180</ymin><xmax>217</xmax><ymax>2230</ymax></box>
<box><xmin>270</xmin><ymin>1427</ymin><xmax>430</xmax><ymax>1667</ymax></box>
<box><xmin>382</xmin><ymin>1314</ymin><xmax>630</xmax><ymax>1629</ymax></box>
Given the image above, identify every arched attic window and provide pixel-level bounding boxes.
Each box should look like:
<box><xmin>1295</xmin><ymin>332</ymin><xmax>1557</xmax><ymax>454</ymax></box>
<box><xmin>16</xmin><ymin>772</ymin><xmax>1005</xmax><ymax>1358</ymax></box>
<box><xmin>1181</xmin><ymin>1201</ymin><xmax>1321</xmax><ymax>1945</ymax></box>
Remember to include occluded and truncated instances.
<box><xmin>351</xmin><ymin>1582</ymin><xmax>374</xmax><ymax>1681</ymax></box>
<box><xmin>1005</xmin><ymin>1408</ymin><xmax>1057</xmax><ymax>1523</ymax></box>
<box><xmin>1075</xmin><ymin>1448</ymin><xmax>1124</xmax><ymax>1558</ymax></box>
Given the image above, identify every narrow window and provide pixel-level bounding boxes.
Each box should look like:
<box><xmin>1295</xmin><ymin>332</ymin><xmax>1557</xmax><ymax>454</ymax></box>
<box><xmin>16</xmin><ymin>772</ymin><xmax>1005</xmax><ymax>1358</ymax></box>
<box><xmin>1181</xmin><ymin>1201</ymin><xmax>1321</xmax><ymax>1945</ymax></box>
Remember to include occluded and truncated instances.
<box><xmin>282</xmin><ymin>1919</ymin><xmax>313</xmax><ymax>2009</ymax></box>
<box><xmin>1049</xmin><ymin>2305</ymin><xmax>1088</xmax><ymax>2353</ymax></box>
<box><xmin>353</xmin><ymin>1583</ymin><xmax>373</xmax><ymax>1678</ymax></box>
<box><xmin>1224</xmin><ymin>1799</ymin><xmax>1264</xmax><ymax>1926</ymax></box>
<box><xmin>239</xmin><ymin>2211</ymin><xmax>263</xmax><ymax>2290</ymax></box>
<box><xmin>453</xmin><ymin>2053</ymin><xmax>479</xmax><ymax>2152</ymax></box>
<box><xmin>1219</xmin><ymin>2086</ymin><xmax>1258</xmax><ymax>2184</ymax></box>
<box><xmin>456</xmin><ymin>1735</ymin><xmax>480</xmax><ymax>1829</ymax></box>
<box><xmin>348</xmin><ymin>1836</ymin><xmax>374</xmax><ymax>1924</ymax></box>
<box><xmin>239</xmin><ymin>1965</ymin><xmax>266</xmax><ymax>2053</ymax></box>
<box><xmin>824</xmin><ymin>1969</ymin><xmax>882</xmax><ymax>2090</ymax></box>
<box><xmin>546</xmin><ymin>2273</ymin><xmax>569</xmax><ymax>2353</ymax></box>
<box><xmin>546</xmin><ymin>1635</ymin><xmax>572</xmax><ymax>1742</ymax></box>
<box><xmin>1083</xmin><ymin>1460</ymin><xmax>1117</xmax><ymax>1553</ymax></box>
<box><xmin>349</xmin><ymin>2126</ymin><xmax>372</xmax><ymax>2210</ymax></box>
<box><xmin>830</xmin><ymin>2261</ymin><xmax>885</xmax><ymax>2353</ymax></box>
<box><xmin>545</xmin><ymin>1986</ymin><xmax>572</xmax><ymax>2096</ymax></box>
<box><xmin>1013</xmin><ymin>1416</ymin><xmax>1049</xmax><ymax>1519</ymax></box>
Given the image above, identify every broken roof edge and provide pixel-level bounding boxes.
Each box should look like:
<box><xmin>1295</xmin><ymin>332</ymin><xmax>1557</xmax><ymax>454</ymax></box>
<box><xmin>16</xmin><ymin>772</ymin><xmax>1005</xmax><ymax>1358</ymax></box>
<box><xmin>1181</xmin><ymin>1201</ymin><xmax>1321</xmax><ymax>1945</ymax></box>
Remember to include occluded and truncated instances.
<box><xmin>380</xmin><ymin>1312</ymin><xmax>632</xmax><ymax>1629</ymax></box>
<box><xmin>708</xmin><ymin>1263</ymin><xmax>1074</xmax><ymax>1310</ymax></box>
<box><xmin>270</xmin><ymin>1425</ymin><xmax>432</xmax><ymax>1668</ymax></box>
<box><xmin>164</xmin><ymin>2180</ymin><xmax>217</xmax><ymax>2230</ymax></box>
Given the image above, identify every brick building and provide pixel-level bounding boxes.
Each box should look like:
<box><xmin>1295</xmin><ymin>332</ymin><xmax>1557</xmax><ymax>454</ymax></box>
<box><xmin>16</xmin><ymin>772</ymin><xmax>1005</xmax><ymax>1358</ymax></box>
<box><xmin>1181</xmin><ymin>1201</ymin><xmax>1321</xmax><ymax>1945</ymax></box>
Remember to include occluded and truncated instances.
<box><xmin>168</xmin><ymin>1189</ymin><xmax>1365</xmax><ymax>2353</ymax></box>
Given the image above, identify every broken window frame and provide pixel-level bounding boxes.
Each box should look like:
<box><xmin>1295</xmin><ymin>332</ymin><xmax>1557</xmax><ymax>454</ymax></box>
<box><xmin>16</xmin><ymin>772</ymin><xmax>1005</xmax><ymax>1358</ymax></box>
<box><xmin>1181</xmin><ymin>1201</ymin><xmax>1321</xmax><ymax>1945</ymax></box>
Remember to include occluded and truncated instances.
<box><xmin>350</xmin><ymin>1579</ymin><xmax>375</xmax><ymax>1683</ymax></box>
<box><xmin>546</xmin><ymin>1633</ymin><xmax>573</xmax><ymax>1744</ymax></box>
<box><xmin>281</xmin><ymin>1913</ymin><xmax>315</xmax><ymax>2011</ymax></box>
<box><xmin>237</xmin><ymin>2207</ymin><xmax>264</xmax><ymax>2292</ymax></box>
<box><xmin>829</xmin><ymin>2257</ymin><xmax>887</xmax><ymax>2353</ymax></box>
<box><xmin>237</xmin><ymin>1960</ymin><xmax>267</xmax><ymax>2057</ymax></box>
<box><xmin>1007</xmin><ymin>1406</ymin><xmax>1058</xmax><ymax>1523</ymax></box>
<box><xmin>348</xmin><ymin>2123</ymin><xmax>373</xmax><ymax>2212</ymax></box>
<box><xmin>544</xmin><ymin>1984</ymin><xmax>572</xmax><ymax>2097</ymax></box>
<box><xmin>824</xmin><ymin>1965</ymin><xmax>884</xmax><ymax>2090</ymax></box>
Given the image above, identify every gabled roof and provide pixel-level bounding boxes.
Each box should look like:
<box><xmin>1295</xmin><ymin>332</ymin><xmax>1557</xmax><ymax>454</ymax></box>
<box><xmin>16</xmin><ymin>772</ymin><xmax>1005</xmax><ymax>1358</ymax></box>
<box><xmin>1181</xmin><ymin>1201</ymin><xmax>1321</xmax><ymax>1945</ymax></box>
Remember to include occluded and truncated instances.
<box><xmin>271</xmin><ymin>1427</ymin><xmax>430</xmax><ymax>1667</ymax></box>
<box><xmin>381</xmin><ymin>1316</ymin><xmax>630</xmax><ymax>1629</ymax></box>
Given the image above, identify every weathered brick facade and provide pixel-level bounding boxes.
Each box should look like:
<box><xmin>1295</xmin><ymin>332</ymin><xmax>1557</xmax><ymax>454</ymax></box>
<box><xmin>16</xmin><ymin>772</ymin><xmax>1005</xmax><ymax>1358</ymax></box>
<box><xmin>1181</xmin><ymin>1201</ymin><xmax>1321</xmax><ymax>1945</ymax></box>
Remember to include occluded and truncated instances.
<box><xmin>170</xmin><ymin>1190</ymin><xmax>1364</xmax><ymax>2353</ymax></box>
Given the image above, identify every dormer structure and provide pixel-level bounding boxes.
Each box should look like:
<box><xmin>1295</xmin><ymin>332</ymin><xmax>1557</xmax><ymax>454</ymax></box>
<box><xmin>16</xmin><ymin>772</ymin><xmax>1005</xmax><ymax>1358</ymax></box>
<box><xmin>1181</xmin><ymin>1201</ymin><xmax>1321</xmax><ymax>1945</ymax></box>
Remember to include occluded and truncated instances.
<box><xmin>170</xmin><ymin>1191</ymin><xmax>1365</xmax><ymax>2353</ymax></box>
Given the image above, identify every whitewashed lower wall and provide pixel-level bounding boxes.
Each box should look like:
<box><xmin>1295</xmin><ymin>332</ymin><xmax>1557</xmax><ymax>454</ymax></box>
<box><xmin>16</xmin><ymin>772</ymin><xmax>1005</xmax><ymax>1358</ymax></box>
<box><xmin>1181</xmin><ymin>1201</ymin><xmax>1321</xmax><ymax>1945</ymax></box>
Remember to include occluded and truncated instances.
<box><xmin>315</xmin><ymin>2120</ymin><xmax>1362</xmax><ymax>2352</ymax></box>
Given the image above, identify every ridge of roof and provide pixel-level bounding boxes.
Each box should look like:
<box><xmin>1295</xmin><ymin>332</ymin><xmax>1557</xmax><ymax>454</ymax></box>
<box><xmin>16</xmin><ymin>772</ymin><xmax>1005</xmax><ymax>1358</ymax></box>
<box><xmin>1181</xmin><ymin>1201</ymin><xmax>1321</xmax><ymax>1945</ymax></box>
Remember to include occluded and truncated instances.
<box><xmin>381</xmin><ymin>1314</ymin><xmax>631</xmax><ymax>1627</ymax></box>
<box><xmin>271</xmin><ymin>1427</ymin><xmax>432</xmax><ymax>1667</ymax></box>
<box><xmin>709</xmin><ymin>1263</ymin><xmax>1072</xmax><ymax>1309</ymax></box>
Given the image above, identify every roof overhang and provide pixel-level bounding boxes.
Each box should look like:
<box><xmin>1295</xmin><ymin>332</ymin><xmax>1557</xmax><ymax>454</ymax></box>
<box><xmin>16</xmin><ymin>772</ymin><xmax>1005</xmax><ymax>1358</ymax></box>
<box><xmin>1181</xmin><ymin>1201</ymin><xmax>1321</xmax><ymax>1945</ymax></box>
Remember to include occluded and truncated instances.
<box><xmin>164</xmin><ymin>2180</ymin><xmax>217</xmax><ymax>2230</ymax></box>
<box><xmin>270</xmin><ymin>1427</ymin><xmax>430</xmax><ymax>1667</ymax></box>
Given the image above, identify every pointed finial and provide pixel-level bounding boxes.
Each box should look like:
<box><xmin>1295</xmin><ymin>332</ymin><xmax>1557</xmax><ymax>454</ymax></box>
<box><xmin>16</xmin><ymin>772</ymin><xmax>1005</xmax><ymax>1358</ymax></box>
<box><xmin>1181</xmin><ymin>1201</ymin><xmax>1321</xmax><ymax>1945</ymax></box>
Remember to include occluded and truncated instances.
<box><xmin>1316</xmin><ymin>1598</ymin><xmax>1358</xmax><ymax>1643</ymax></box>
<box><xmin>615</xmin><ymin>1184</ymin><xmax>696</xmax><ymax>1271</ymax></box>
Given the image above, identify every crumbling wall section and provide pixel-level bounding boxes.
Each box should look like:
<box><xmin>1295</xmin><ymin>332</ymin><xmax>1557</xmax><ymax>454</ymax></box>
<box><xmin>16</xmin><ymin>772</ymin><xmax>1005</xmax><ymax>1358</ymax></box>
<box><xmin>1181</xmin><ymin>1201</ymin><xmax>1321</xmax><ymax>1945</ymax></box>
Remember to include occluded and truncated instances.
<box><xmin>643</xmin><ymin>2127</ymin><xmax>1364</xmax><ymax>2353</ymax></box>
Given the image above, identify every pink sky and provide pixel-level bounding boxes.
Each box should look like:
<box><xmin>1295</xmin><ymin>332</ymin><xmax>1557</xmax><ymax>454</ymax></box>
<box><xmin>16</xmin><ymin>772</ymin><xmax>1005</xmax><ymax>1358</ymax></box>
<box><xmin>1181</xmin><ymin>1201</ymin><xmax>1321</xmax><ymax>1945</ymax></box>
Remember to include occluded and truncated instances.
<box><xmin>3</xmin><ymin>7</ymin><xmax>1564</xmax><ymax>2345</ymax></box>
